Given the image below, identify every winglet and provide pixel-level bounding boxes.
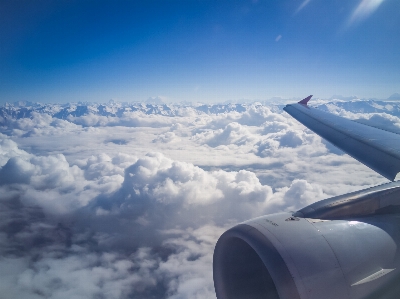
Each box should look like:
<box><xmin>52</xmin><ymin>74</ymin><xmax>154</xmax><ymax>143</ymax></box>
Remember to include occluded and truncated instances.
<box><xmin>298</xmin><ymin>95</ymin><xmax>312</xmax><ymax>105</ymax></box>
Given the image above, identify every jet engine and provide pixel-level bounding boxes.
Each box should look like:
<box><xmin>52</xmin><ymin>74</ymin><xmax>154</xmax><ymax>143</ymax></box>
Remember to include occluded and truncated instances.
<box><xmin>213</xmin><ymin>182</ymin><xmax>400</xmax><ymax>299</ymax></box>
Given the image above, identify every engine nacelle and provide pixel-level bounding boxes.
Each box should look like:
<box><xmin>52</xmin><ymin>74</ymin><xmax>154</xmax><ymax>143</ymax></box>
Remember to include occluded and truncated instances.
<box><xmin>213</xmin><ymin>212</ymin><xmax>400</xmax><ymax>299</ymax></box>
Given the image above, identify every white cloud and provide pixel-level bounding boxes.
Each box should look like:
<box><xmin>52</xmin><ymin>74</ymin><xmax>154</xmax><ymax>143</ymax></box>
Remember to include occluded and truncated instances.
<box><xmin>347</xmin><ymin>0</ymin><xmax>385</xmax><ymax>26</ymax></box>
<box><xmin>0</xmin><ymin>141</ymin><xmax>127</xmax><ymax>214</ymax></box>
<box><xmin>9</xmin><ymin>250</ymin><xmax>158</xmax><ymax>299</ymax></box>
<box><xmin>295</xmin><ymin>0</ymin><xmax>311</xmax><ymax>14</ymax></box>
<box><xmin>152</xmin><ymin>132</ymin><xmax>180</xmax><ymax>144</ymax></box>
<box><xmin>192</xmin><ymin>122</ymin><xmax>256</xmax><ymax>147</ymax></box>
<box><xmin>269</xmin><ymin>179</ymin><xmax>325</xmax><ymax>211</ymax></box>
<box><xmin>0</xmin><ymin>136</ymin><xmax>31</xmax><ymax>166</ymax></box>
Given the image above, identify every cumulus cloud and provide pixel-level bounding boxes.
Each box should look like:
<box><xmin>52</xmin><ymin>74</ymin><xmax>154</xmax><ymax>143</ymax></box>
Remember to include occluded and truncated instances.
<box><xmin>89</xmin><ymin>152</ymin><xmax>276</xmax><ymax>231</ymax></box>
<box><xmin>192</xmin><ymin>122</ymin><xmax>256</xmax><ymax>147</ymax></box>
<box><xmin>255</xmin><ymin>128</ymin><xmax>308</xmax><ymax>158</ymax></box>
<box><xmin>0</xmin><ymin>140</ymin><xmax>278</xmax><ymax>298</ymax></box>
<box><xmin>270</xmin><ymin>179</ymin><xmax>325</xmax><ymax>211</ymax></box>
<box><xmin>0</xmin><ymin>99</ymin><xmax>394</xmax><ymax>298</ymax></box>
<box><xmin>0</xmin><ymin>139</ymin><xmax>127</xmax><ymax>214</ymax></box>
<box><xmin>2</xmin><ymin>112</ymin><xmax>82</xmax><ymax>138</ymax></box>
<box><xmin>152</xmin><ymin>132</ymin><xmax>180</xmax><ymax>144</ymax></box>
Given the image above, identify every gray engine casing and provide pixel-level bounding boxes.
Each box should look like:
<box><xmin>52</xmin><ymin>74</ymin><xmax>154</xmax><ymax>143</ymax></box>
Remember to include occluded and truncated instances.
<box><xmin>213</xmin><ymin>212</ymin><xmax>400</xmax><ymax>299</ymax></box>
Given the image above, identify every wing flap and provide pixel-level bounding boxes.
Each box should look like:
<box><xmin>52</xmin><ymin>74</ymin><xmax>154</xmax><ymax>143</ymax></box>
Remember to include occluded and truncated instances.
<box><xmin>284</xmin><ymin>98</ymin><xmax>400</xmax><ymax>181</ymax></box>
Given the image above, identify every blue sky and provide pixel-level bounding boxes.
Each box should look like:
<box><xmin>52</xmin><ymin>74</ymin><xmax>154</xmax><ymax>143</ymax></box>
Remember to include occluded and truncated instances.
<box><xmin>1</xmin><ymin>0</ymin><xmax>399</xmax><ymax>103</ymax></box>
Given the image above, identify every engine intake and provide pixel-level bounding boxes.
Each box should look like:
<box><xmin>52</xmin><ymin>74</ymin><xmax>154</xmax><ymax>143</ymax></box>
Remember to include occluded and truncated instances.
<box><xmin>213</xmin><ymin>223</ymin><xmax>299</xmax><ymax>299</ymax></box>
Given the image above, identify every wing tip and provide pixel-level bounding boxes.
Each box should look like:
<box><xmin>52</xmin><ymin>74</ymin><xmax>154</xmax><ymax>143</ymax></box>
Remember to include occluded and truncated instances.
<box><xmin>298</xmin><ymin>95</ymin><xmax>313</xmax><ymax>105</ymax></box>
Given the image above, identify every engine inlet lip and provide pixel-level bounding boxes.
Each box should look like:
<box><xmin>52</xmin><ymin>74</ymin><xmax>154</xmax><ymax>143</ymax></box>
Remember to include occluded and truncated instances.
<box><xmin>213</xmin><ymin>224</ymin><xmax>301</xmax><ymax>299</ymax></box>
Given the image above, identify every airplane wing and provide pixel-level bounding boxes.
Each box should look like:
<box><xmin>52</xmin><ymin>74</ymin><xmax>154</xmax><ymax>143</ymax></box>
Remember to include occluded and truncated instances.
<box><xmin>283</xmin><ymin>95</ymin><xmax>400</xmax><ymax>181</ymax></box>
<box><xmin>214</xmin><ymin>95</ymin><xmax>400</xmax><ymax>299</ymax></box>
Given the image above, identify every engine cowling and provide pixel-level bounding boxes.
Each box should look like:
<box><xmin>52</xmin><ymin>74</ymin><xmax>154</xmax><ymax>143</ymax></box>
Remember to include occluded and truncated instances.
<box><xmin>213</xmin><ymin>212</ymin><xmax>400</xmax><ymax>299</ymax></box>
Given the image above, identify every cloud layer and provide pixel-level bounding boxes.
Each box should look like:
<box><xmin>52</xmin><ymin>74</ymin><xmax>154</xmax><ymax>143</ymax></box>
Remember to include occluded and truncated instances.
<box><xmin>0</xmin><ymin>100</ymin><xmax>394</xmax><ymax>298</ymax></box>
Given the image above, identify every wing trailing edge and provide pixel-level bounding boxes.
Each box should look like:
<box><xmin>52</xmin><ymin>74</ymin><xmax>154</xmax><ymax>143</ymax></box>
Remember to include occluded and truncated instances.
<box><xmin>284</xmin><ymin>96</ymin><xmax>400</xmax><ymax>181</ymax></box>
